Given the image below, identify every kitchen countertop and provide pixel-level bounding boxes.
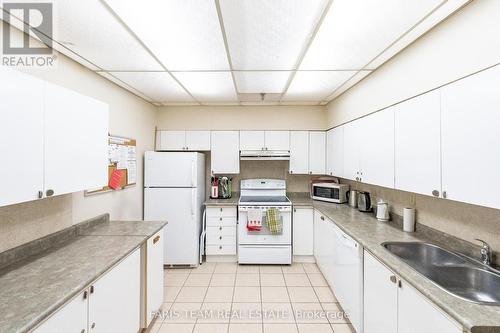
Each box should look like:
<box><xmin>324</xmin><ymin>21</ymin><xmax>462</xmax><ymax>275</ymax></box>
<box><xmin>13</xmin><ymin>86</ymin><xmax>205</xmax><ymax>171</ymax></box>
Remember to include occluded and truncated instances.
<box><xmin>287</xmin><ymin>192</ymin><xmax>313</xmax><ymax>206</ymax></box>
<box><xmin>204</xmin><ymin>192</ymin><xmax>240</xmax><ymax>206</ymax></box>
<box><xmin>307</xmin><ymin>200</ymin><xmax>500</xmax><ymax>333</ymax></box>
<box><xmin>0</xmin><ymin>217</ymin><xmax>166</xmax><ymax>333</ymax></box>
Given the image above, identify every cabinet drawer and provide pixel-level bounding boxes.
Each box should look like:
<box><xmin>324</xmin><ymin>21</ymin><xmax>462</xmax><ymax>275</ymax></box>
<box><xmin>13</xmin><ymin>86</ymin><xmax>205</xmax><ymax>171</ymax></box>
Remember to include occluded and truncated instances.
<box><xmin>206</xmin><ymin>217</ymin><xmax>237</xmax><ymax>227</ymax></box>
<box><xmin>206</xmin><ymin>206</ymin><xmax>237</xmax><ymax>218</ymax></box>
<box><xmin>206</xmin><ymin>234</ymin><xmax>236</xmax><ymax>245</ymax></box>
<box><xmin>206</xmin><ymin>244</ymin><xmax>236</xmax><ymax>255</ymax></box>
<box><xmin>207</xmin><ymin>226</ymin><xmax>236</xmax><ymax>236</ymax></box>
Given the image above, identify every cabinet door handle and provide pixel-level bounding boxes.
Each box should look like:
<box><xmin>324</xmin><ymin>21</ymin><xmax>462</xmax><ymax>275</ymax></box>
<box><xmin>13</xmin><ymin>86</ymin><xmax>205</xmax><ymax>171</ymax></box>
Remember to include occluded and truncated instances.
<box><xmin>90</xmin><ymin>285</ymin><xmax>94</xmax><ymax>294</ymax></box>
<box><xmin>442</xmin><ymin>191</ymin><xmax>447</xmax><ymax>199</ymax></box>
<box><xmin>219</xmin><ymin>246</ymin><xmax>222</xmax><ymax>250</ymax></box>
<box><xmin>46</xmin><ymin>189</ymin><xmax>54</xmax><ymax>197</ymax></box>
<box><xmin>219</xmin><ymin>226</ymin><xmax>222</xmax><ymax>231</ymax></box>
<box><xmin>83</xmin><ymin>290</ymin><xmax>88</xmax><ymax>299</ymax></box>
<box><xmin>219</xmin><ymin>236</ymin><xmax>222</xmax><ymax>240</ymax></box>
<box><xmin>220</xmin><ymin>208</ymin><xmax>223</xmax><ymax>212</ymax></box>
<box><xmin>219</xmin><ymin>217</ymin><xmax>223</xmax><ymax>221</ymax></box>
<box><xmin>290</xmin><ymin>170</ymin><xmax>293</xmax><ymax>174</ymax></box>
<box><xmin>91</xmin><ymin>322</ymin><xmax>96</xmax><ymax>329</ymax></box>
<box><xmin>320</xmin><ymin>216</ymin><xmax>325</xmax><ymax>221</ymax></box>
<box><xmin>38</xmin><ymin>190</ymin><xmax>43</xmax><ymax>199</ymax></box>
<box><xmin>390</xmin><ymin>275</ymin><xmax>397</xmax><ymax>284</ymax></box>
<box><xmin>153</xmin><ymin>235</ymin><xmax>161</xmax><ymax>244</ymax></box>
<box><xmin>432</xmin><ymin>190</ymin><xmax>440</xmax><ymax>197</ymax></box>
<box><xmin>81</xmin><ymin>329</ymin><xmax>85</xmax><ymax>333</ymax></box>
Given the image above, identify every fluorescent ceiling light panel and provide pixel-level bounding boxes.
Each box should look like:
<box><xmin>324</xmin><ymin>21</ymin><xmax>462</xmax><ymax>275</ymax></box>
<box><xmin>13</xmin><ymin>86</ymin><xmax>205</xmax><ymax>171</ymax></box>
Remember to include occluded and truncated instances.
<box><xmin>234</xmin><ymin>71</ymin><xmax>291</xmax><ymax>93</ymax></box>
<box><xmin>219</xmin><ymin>0</ymin><xmax>329</xmax><ymax>70</ymax></box>
<box><xmin>110</xmin><ymin>72</ymin><xmax>194</xmax><ymax>102</ymax></box>
<box><xmin>174</xmin><ymin>72</ymin><xmax>237</xmax><ymax>102</ymax></box>
<box><xmin>283</xmin><ymin>71</ymin><xmax>356</xmax><ymax>101</ymax></box>
<box><xmin>104</xmin><ymin>0</ymin><xmax>229</xmax><ymax>70</ymax></box>
<box><xmin>51</xmin><ymin>0</ymin><xmax>163</xmax><ymax>71</ymax></box>
<box><xmin>300</xmin><ymin>0</ymin><xmax>444</xmax><ymax>70</ymax></box>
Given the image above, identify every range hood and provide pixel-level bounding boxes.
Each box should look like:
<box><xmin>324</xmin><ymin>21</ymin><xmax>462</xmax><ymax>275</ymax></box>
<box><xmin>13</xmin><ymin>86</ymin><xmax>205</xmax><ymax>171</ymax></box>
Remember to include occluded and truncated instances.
<box><xmin>240</xmin><ymin>150</ymin><xmax>290</xmax><ymax>161</ymax></box>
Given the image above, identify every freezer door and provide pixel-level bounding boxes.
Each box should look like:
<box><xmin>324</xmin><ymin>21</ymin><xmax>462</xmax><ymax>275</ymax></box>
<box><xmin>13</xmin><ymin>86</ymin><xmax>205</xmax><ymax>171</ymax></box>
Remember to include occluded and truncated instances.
<box><xmin>144</xmin><ymin>188</ymin><xmax>200</xmax><ymax>265</ymax></box>
<box><xmin>144</xmin><ymin>151</ymin><xmax>197</xmax><ymax>187</ymax></box>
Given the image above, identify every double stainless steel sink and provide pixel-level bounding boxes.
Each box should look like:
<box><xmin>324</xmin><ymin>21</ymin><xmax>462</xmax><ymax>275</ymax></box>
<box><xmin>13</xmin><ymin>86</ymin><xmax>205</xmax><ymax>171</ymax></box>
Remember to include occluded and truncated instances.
<box><xmin>382</xmin><ymin>242</ymin><xmax>500</xmax><ymax>305</ymax></box>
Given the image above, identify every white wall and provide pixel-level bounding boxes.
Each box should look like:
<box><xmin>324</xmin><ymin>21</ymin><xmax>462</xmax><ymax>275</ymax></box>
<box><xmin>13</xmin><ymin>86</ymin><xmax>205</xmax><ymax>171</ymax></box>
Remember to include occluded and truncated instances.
<box><xmin>157</xmin><ymin>105</ymin><xmax>327</xmax><ymax>130</ymax></box>
<box><xmin>0</xmin><ymin>28</ymin><xmax>157</xmax><ymax>252</ymax></box>
<box><xmin>326</xmin><ymin>0</ymin><xmax>500</xmax><ymax>127</ymax></box>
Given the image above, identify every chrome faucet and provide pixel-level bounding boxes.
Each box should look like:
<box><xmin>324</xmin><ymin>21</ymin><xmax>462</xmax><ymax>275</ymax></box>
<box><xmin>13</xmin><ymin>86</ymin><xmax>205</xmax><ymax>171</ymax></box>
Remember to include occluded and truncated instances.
<box><xmin>475</xmin><ymin>239</ymin><xmax>492</xmax><ymax>266</ymax></box>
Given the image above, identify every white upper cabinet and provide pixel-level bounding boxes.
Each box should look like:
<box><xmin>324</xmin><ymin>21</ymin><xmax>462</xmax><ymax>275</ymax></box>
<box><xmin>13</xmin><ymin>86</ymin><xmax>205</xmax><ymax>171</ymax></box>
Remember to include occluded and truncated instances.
<box><xmin>44</xmin><ymin>83</ymin><xmax>109</xmax><ymax>197</ymax></box>
<box><xmin>159</xmin><ymin>130</ymin><xmax>186</xmax><ymax>150</ymax></box>
<box><xmin>326</xmin><ymin>126</ymin><xmax>344</xmax><ymax>177</ymax></box>
<box><xmin>157</xmin><ymin>130</ymin><xmax>211</xmax><ymax>151</ymax></box>
<box><xmin>343</xmin><ymin>120</ymin><xmax>362</xmax><ymax>181</ymax></box>
<box><xmin>360</xmin><ymin>108</ymin><xmax>395</xmax><ymax>188</ymax></box>
<box><xmin>309</xmin><ymin>131</ymin><xmax>326</xmax><ymax>175</ymax></box>
<box><xmin>289</xmin><ymin>131</ymin><xmax>309</xmax><ymax>174</ymax></box>
<box><xmin>265</xmin><ymin>131</ymin><xmax>290</xmax><ymax>151</ymax></box>
<box><xmin>395</xmin><ymin>90</ymin><xmax>441</xmax><ymax>197</ymax></box>
<box><xmin>441</xmin><ymin>66</ymin><xmax>500</xmax><ymax>209</ymax></box>
<box><xmin>0</xmin><ymin>68</ymin><xmax>108</xmax><ymax>207</ymax></box>
<box><xmin>211</xmin><ymin>131</ymin><xmax>240</xmax><ymax>174</ymax></box>
<box><xmin>185</xmin><ymin>130</ymin><xmax>211</xmax><ymax>151</ymax></box>
<box><xmin>240</xmin><ymin>131</ymin><xmax>265</xmax><ymax>150</ymax></box>
<box><xmin>0</xmin><ymin>68</ymin><xmax>45</xmax><ymax>207</ymax></box>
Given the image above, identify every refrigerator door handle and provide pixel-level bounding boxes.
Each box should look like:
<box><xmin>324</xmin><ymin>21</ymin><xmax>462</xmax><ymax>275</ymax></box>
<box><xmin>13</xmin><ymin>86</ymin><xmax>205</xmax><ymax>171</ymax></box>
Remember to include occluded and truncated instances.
<box><xmin>191</xmin><ymin>160</ymin><xmax>196</xmax><ymax>187</ymax></box>
<box><xmin>191</xmin><ymin>188</ymin><xmax>195</xmax><ymax>217</ymax></box>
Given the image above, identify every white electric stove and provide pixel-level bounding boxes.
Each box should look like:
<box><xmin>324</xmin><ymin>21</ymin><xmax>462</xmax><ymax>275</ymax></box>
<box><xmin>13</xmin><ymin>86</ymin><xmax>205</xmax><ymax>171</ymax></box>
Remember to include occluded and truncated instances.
<box><xmin>238</xmin><ymin>179</ymin><xmax>292</xmax><ymax>264</ymax></box>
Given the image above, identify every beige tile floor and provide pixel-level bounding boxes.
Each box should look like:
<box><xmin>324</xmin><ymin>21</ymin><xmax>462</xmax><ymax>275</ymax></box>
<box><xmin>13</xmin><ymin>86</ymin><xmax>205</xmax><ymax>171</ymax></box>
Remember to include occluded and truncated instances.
<box><xmin>148</xmin><ymin>262</ymin><xmax>356</xmax><ymax>333</ymax></box>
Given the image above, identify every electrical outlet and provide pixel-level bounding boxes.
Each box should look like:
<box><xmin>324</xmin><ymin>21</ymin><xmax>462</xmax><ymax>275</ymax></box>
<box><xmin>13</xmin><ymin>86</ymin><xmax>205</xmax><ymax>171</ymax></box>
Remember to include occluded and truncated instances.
<box><xmin>409</xmin><ymin>193</ymin><xmax>416</xmax><ymax>206</ymax></box>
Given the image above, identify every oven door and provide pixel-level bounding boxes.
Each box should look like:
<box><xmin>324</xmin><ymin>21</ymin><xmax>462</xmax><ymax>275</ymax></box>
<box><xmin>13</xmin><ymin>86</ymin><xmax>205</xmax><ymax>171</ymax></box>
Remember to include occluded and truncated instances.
<box><xmin>238</xmin><ymin>206</ymin><xmax>291</xmax><ymax>245</ymax></box>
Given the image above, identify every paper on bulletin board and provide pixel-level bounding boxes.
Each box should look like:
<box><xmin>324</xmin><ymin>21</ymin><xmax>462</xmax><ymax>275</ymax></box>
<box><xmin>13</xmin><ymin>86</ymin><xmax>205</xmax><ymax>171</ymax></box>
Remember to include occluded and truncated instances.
<box><xmin>127</xmin><ymin>161</ymin><xmax>137</xmax><ymax>184</ymax></box>
<box><xmin>116</xmin><ymin>145</ymin><xmax>128</xmax><ymax>169</ymax></box>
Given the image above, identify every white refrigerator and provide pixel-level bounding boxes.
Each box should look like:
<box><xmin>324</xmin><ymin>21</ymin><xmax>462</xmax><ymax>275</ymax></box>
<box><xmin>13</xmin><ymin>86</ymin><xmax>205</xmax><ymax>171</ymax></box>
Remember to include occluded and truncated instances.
<box><xmin>144</xmin><ymin>151</ymin><xmax>205</xmax><ymax>266</ymax></box>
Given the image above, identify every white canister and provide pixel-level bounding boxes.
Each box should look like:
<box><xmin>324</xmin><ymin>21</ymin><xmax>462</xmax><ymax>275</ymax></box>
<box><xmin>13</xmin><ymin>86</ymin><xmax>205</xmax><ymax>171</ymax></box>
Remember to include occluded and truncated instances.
<box><xmin>403</xmin><ymin>208</ymin><xmax>416</xmax><ymax>232</ymax></box>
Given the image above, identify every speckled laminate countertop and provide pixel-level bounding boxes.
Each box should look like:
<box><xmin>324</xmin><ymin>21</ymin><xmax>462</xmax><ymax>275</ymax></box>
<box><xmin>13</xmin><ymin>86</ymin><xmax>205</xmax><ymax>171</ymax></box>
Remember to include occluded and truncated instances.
<box><xmin>308</xmin><ymin>200</ymin><xmax>500</xmax><ymax>333</ymax></box>
<box><xmin>204</xmin><ymin>192</ymin><xmax>240</xmax><ymax>206</ymax></box>
<box><xmin>0</xmin><ymin>219</ymin><xmax>166</xmax><ymax>333</ymax></box>
<box><xmin>287</xmin><ymin>192</ymin><xmax>314</xmax><ymax>206</ymax></box>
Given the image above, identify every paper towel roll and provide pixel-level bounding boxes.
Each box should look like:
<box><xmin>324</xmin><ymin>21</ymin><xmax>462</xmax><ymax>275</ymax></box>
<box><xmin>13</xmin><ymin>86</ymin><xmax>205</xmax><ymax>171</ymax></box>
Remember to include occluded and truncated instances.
<box><xmin>403</xmin><ymin>208</ymin><xmax>415</xmax><ymax>232</ymax></box>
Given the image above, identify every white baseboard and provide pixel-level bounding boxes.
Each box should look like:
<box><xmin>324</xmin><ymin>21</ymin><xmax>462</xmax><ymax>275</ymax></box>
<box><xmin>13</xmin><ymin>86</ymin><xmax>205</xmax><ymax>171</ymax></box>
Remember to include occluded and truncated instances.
<box><xmin>205</xmin><ymin>255</ymin><xmax>238</xmax><ymax>263</ymax></box>
<box><xmin>293</xmin><ymin>255</ymin><xmax>316</xmax><ymax>263</ymax></box>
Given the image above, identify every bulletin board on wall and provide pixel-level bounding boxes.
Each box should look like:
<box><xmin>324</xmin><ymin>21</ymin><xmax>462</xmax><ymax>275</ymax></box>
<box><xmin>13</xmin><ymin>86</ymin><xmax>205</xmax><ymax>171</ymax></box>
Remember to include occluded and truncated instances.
<box><xmin>85</xmin><ymin>135</ymin><xmax>137</xmax><ymax>196</ymax></box>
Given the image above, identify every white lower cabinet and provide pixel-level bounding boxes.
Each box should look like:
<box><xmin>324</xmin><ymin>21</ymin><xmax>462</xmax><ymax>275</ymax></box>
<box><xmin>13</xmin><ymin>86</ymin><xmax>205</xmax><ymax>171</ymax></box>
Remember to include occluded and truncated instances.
<box><xmin>364</xmin><ymin>251</ymin><xmax>462</xmax><ymax>333</ymax></box>
<box><xmin>313</xmin><ymin>210</ymin><xmax>336</xmax><ymax>288</ymax></box>
<box><xmin>143</xmin><ymin>230</ymin><xmax>164</xmax><ymax>328</ymax></box>
<box><xmin>89</xmin><ymin>248</ymin><xmax>141</xmax><ymax>333</ymax></box>
<box><xmin>32</xmin><ymin>290</ymin><xmax>88</xmax><ymax>333</ymax></box>
<box><xmin>33</xmin><ymin>249</ymin><xmax>141</xmax><ymax>333</ymax></box>
<box><xmin>205</xmin><ymin>206</ymin><xmax>237</xmax><ymax>256</ymax></box>
<box><xmin>292</xmin><ymin>207</ymin><xmax>314</xmax><ymax>256</ymax></box>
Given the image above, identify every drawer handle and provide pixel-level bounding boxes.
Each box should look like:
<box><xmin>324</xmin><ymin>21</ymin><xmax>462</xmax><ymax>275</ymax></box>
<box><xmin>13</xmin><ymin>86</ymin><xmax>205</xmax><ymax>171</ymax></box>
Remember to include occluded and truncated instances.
<box><xmin>219</xmin><ymin>236</ymin><xmax>222</xmax><ymax>240</ymax></box>
<box><xmin>153</xmin><ymin>235</ymin><xmax>161</xmax><ymax>244</ymax></box>
<box><xmin>219</xmin><ymin>246</ymin><xmax>222</xmax><ymax>250</ymax></box>
<box><xmin>220</xmin><ymin>208</ymin><xmax>223</xmax><ymax>212</ymax></box>
<box><xmin>219</xmin><ymin>227</ymin><xmax>222</xmax><ymax>230</ymax></box>
<box><xmin>219</xmin><ymin>217</ymin><xmax>223</xmax><ymax>221</ymax></box>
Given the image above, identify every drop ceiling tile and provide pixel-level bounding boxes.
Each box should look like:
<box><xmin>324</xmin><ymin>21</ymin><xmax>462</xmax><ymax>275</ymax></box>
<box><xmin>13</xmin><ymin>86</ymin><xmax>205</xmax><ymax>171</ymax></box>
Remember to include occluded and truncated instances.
<box><xmin>110</xmin><ymin>72</ymin><xmax>194</xmax><ymax>102</ymax></box>
<box><xmin>282</xmin><ymin>71</ymin><xmax>356</xmax><ymax>101</ymax></box>
<box><xmin>104</xmin><ymin>0</ymin><xmax>229</xmax><ymax>71</ymax></box>
<box><xmin>97</xmin><ymin>72</ymin><xmax>153</xmax><ymax>102</ymax></box>
<box><xmin>173</xmin><ymin>72</ymin><xmax>237</xmax><ymax>102</ymax></box>
<box><xmin>234</xmin><ymin>71</ymin><xmax>291</xmax><ymax>93</ymax></box>
<box><xmin>219</xmin><ymin>0</ymin><xmax>329</xmax><ymax>70</ymax></box>
<box><xmin>300</xmin><ymin>0</ymin><xmax>444</xmax><ymax>70</ymax></box>
<box><xmin>48</xmin><ymin>0</ymin><xmax>163</xmax><ymax>71</ymax></box>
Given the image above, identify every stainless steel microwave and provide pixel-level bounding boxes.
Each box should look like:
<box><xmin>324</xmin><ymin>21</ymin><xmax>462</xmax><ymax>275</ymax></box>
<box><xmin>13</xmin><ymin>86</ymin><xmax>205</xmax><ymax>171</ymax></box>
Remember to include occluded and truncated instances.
<box><xmin>311</xmin><ymin>183</ymin><xmax>349</xmax><ymax>203</ymax></box>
